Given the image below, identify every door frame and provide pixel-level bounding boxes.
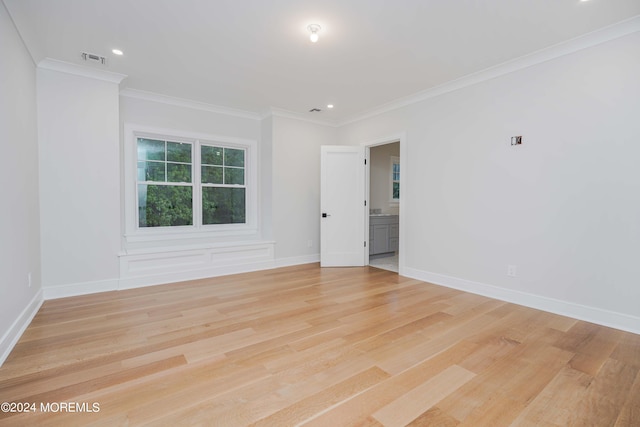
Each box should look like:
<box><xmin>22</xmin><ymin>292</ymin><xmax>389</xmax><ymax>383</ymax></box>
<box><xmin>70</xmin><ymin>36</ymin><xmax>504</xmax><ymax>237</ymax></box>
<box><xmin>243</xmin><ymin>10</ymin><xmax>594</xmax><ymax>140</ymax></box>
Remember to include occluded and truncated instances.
<box><xmin>361</xmin><ymin>132</ymin><xmax>407</xmax><ymax>274</ymax></box>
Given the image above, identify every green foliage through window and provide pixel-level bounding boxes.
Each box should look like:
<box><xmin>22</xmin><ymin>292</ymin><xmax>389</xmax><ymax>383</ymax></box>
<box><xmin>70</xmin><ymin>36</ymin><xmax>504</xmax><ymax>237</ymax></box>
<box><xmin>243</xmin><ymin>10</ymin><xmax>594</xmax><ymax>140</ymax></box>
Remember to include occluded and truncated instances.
<box><xmin>201</xmin><ymin>145</ymin><xmax>245</xmax><ymax>185</ymax></box>
<box><xmin>137</xmin><ymin>138</ymin><xmax>194</xmax><ymax>228</ymax></box>
<box><xmin>201</xmin><ymin>145</ymin><xmax>246</xmax><ymax>224</ymax></box>
<box><xmin>202</xmin><ymin>187</ymin><xmax>246</xmax><ymax>224</ymax></box>
<box><xmin>138</xmin><ymin>185</ymin><xmax>193</xmax><ymax>227</ymax></box>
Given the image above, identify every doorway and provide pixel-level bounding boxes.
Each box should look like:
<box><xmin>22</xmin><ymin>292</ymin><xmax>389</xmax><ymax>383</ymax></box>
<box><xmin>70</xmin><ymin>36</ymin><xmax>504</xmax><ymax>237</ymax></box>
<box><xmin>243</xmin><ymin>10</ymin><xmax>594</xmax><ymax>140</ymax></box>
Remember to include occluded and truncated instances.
<box><xmin>365</xmin><ymin>138</ymin><xmax>403</xmax><ymax>273</ymax></box>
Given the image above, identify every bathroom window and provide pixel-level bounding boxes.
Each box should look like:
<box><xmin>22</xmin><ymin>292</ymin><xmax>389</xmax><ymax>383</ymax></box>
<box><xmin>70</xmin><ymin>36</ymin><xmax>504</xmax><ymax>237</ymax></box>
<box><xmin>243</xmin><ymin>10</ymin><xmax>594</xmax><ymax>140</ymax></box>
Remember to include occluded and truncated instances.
<box><xmin>390</xmin><ymin>156</ymin><xmax>400</xmax><ymax>202</ymax></box>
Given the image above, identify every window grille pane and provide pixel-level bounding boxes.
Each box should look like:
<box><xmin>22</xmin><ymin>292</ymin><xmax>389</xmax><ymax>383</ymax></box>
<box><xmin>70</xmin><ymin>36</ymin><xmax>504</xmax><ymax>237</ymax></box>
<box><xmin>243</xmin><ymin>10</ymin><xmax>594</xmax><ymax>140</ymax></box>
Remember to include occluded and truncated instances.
<box><xmin>201</xmin><ymin>165</ymin><xmax>223</xmax><ymax>184</ymax></box>
<box><xmin>224</xmin><ymin>148</ymin><xmax>245</xmax><ymax>167</ymax></box>
<box><xmin>201</xmin><ymin>145</ymin><xmax>224</xmax><ymax>165</ymax></box>
<box><xmin>138</xmin><ymin>138</ymin><xmax>165</xmax><ymax>161</ymax></box>
<box><xmin>166</xmin><ymin>141</ymin><xmax>192</xmax><ymax>163</ymax></box>
<box><xmin>138</xmin><ymin>161</ymin><xmax>166</xmax><ymax>182</ymax></box>
<box><xmin>202</xmin><ymin>187</ymin><xmax>246</xmax><ymax>225</ymax></box>
<box><xmin>137</xmin><ymin>162</ymin><xmax>145</xmax><ymax>181</ymax></box>
<box><xmin>225</xmin><ymin>167</ymin><xmax>245</xmax><ymax>185</ymax></box>
<box><xmin>393</xmin><ymin>182</ymin><xmax>400</xmax><ymax>199</ymax></box>
<box><xmin>167</xmin><ymin>163</ymin><xmax>192</xmax><ymax>183</ymax></box>
<box><xmin>138</xmin><ymin>184</ymin><xmax>193</xmax><ymax>227</ymax></box>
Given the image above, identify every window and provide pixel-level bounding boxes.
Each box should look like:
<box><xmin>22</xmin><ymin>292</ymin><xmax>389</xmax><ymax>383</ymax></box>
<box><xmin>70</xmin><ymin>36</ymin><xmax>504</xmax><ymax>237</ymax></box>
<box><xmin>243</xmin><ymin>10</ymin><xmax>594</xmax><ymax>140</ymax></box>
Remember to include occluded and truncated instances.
<box><xmin>137</xmin><ymin>138</ymin><xmax>193</xmax><ymax>227</ymax></box>
<box><xmin>391</xmin><ymin>156</ymin><xmax>400</xmax><ymax>202</ymax></box>
<box><xmin>125</xmin><ymin>125</ymin><xmax>257</xmax><ymax>241</ymax></box>
<box><xmin>200</xmin><ymin>145</ymin><xmax>246</xmax><ymax>225</ymax></box>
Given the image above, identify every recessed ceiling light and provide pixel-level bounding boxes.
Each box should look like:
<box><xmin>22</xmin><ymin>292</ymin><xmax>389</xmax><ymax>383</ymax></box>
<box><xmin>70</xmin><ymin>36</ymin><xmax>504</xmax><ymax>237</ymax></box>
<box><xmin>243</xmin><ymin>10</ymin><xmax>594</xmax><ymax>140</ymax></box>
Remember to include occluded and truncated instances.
<box><xmin>112</xmin><ymin>49</ymin><xmax>123</xmax><ymax>55</ymax></box>
<box><xmin>327</xmin><ymin>104</ymin><xmax>334</xmax><ymax>109</ymax></box>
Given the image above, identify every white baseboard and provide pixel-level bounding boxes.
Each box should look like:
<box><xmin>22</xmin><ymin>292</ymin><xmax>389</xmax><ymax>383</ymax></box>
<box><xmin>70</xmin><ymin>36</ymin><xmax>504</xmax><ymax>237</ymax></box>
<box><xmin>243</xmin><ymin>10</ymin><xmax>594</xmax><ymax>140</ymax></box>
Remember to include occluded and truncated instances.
<box><xmin>43</xmin><ymin>278</ymin><xmax>120</xmax><ymax>300</ymax></box>
<box><xmin>0</xmin><ymin>289</ymin><xmax>44</xmax><ymax>366</ymax></box>
<box><xmin>274</xmin><ymin>253</ymin><xmax>320</xmax><ymax>268</ymax></box>
<box><xmin>403</xmin><ymin>267</ymin><xmax>640</xmax><ymax>335</ymax></box>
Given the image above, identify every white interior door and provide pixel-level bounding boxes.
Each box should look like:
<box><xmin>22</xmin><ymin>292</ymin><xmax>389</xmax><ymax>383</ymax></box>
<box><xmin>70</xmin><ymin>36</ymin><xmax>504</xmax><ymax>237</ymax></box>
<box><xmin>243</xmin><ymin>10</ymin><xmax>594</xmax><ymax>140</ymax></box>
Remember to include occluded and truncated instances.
<box><xmin>320</xmin><ymin>145</ymin><xmax>366</xmax><ymax>267</ymax></box>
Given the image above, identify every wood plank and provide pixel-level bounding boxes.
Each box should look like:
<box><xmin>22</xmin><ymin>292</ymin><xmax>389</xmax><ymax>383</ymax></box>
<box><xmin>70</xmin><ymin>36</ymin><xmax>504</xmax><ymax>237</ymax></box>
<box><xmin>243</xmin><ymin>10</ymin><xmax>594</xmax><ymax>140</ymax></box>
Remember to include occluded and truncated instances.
<box><xmin>301</xmin><ymin>341</ymin><xmax>480</xmax><ymax>426</ymax></box>
<box><xmin>571</xmin><ymin>358</ymin><xmax>639</xmax><ymax>426</ymax></box>
<box><xmin>567</xmin><ymin>325</ymin><xmax>623</xmax><ymax>376</ymax></box>
<box><xmin>250</xmin><ymin>367</ymin><xmax>389</xmax><ymax>426</ymax></box>
<box><xmin>372</xmin><ymin>365</ymin><xmax>475</xmax><ymax>427</ymax></box>
<box><xmin>406</xmin><ymin>406</ymin><xmax>460</xmax><ymax>427</ymax></box>
<box><xmin>615</xmin><ymin>367</ymin><xmax>640</xmax><ymax>426</ymax></box>
<box><xmin>510</xmin><ymin>366</ymin><xmax>593</xmax><ymax>426</ymax></box>
<box><xmin>611</xmin><ymin>331</ymin><xmax>640</xmax><ymax>368</ymax></box>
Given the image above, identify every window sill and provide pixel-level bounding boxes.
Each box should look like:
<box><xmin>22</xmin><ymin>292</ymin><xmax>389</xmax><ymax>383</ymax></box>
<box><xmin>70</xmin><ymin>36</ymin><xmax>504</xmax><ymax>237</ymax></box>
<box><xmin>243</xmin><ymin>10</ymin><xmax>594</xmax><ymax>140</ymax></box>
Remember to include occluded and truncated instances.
<box><xmin>124</xmin><ymin>226</ymin><xmax>259</xmax><ymax>244</ymax></box>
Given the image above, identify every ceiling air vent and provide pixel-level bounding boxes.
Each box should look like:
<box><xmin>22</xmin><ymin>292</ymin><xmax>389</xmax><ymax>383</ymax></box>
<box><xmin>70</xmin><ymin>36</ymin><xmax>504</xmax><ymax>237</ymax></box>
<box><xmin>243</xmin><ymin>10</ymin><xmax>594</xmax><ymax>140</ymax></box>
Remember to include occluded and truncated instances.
<box><xmin>309</xmin><ymin>108</ymin><xmax>322</xmax><ymax>112</ymax></box>
<box><xmin>81</xmin><ymin>52</ymin><xmax>106</xmax><ymax>65</ymax></box>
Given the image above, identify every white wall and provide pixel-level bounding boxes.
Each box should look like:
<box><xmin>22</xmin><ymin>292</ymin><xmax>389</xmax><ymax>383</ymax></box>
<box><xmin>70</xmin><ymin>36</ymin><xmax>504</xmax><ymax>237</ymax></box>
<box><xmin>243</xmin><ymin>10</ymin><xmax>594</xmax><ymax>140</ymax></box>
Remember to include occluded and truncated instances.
<box><xmin>338</xmin><ymin>32</ymin><xmax>640</xmax><ymax>331</ymax></box>
<box><xmin>37</xmin><ymin>68</ymin><xmax>121</xmax><ymax>294</ymax></box>
<box><xmin>370</xmin><ymin>142</ymin><xmax>400</xmax><ymax>215</ymax></box>
<box><xmin>0</xmin><ymin>2</ymin><xmax>42</xmax><ymax>363</ymax></box>
<box><xmin>260</xmin><ymin>116</ymin><xmax>274</xmax><ymax>241</ymax></box>
<box><xmin>272</xmin><ymin>115</ymin><xmax>338</xmax><ymax>262</ymax></box>
<box><xmin>120</xmin><ymin>95</ymin><xmax>261</xmax><ymax>143</ymax></box>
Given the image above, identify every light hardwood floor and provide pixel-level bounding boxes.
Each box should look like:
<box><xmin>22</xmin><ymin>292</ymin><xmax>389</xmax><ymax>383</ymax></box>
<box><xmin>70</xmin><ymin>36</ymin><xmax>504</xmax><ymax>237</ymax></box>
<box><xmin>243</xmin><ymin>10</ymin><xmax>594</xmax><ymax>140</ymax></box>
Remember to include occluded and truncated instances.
<box><xmin>0</xmin><ymin>264</ymin><xmax>638</xmax><ymax>426</ymax></box>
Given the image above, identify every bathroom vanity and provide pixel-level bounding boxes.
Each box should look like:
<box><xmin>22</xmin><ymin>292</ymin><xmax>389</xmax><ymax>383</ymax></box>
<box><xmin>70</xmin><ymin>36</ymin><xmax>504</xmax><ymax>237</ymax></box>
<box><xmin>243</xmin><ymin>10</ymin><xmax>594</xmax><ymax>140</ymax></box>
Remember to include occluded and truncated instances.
<box><xmin>369</xmin><ymin>215</ymin><xmax>399</xmax><ymax>256</ymax></box>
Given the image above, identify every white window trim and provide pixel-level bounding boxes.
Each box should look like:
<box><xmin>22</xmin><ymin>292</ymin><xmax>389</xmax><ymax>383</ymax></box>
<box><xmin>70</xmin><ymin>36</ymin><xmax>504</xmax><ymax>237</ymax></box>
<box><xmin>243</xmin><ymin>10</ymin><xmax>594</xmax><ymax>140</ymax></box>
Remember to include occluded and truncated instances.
<box><xmin>390</xmin><ymin>155</ymin><xmax>400</xmax><ymax>204</ymax></box>
<box><xmin>124</xmin><ymin>123</ymin><xmax>258</xmax><ymax>243</ymax></box>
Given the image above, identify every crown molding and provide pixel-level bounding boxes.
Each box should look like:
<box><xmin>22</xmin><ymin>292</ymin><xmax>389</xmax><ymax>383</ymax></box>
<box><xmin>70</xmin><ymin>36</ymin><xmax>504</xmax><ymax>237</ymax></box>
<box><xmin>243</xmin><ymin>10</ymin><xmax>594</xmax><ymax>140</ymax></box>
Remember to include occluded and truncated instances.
<box><xmin>37</xmin><ymin>58</ymin><xmax>127</xmax><ymax>84</ymax></box>
<box><xmin>267</xmin><ymin>107</ymin><xmax>339</xmax><ymax>127</ymax></box>
<box><xmin>339</xmin><ymin>15</ymin><xmax>640</xmax><ymax>126</ymax></box>
<box><xmin>119</xmin><ymin>88</ymin><xmax>262</xmax><ymax>121</ymax></box>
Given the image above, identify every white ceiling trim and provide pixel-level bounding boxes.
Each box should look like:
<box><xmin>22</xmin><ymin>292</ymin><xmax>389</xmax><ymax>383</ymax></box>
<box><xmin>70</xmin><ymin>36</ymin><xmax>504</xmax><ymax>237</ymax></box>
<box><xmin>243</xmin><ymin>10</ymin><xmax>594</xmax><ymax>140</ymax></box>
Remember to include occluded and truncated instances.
<box><xmin>38</xmin><ymin>58</ymin><xmax>127</xmax><ymax>84</ymax></box>
<box><xmin>267</xmin><ymin>107</ymin><xmax>339</xmax><ymax>128</ymax></box>
<box><xmin>119</xmin><ymin>88</ymin><xmax>263</xmax><ymax>121</ymax></box>
<box><xmin>340</xmin><ymin>15</ymin><xmax>640</xmax><ymax>127</ymax></box>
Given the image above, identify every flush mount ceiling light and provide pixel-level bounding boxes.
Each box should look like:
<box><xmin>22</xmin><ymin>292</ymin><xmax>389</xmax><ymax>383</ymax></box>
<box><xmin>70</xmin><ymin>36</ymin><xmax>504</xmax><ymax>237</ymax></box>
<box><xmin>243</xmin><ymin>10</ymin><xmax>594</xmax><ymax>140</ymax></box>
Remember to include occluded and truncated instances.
<box><xmin>307</xmin><ymin>24</ymin><xmax>321</xmax><ymax>43</ymax></box>
<box><xmin>112</xmin><ymin>49</ymin><xmax>123</xmax><ymax>55</ymax></box>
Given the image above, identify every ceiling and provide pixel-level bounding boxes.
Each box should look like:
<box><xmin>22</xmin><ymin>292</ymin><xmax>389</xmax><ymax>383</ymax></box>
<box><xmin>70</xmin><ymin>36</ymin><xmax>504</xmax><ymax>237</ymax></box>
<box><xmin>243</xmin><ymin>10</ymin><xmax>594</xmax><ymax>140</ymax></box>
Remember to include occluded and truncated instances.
<box><xmin>4</xmin><ymin>0</ymin><xmax>640</xmax><ymax>122</ymax></box>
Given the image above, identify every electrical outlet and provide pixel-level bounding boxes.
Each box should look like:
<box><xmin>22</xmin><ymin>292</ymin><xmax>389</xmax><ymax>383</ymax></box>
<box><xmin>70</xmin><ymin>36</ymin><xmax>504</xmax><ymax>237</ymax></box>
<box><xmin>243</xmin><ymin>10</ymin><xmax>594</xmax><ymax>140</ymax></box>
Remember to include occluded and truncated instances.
<box><xmin>28</xmin><ymin>272</ymin><xmax>32</xmax><ymax>287</ymax></box>
<box><xmin>307</xmin><ymin>240</ymin><xmax>313</xmax><ymax>248</ymax></box>
<box><xmin>507</xmin><ymin>265</ymin><xmax>517</xmax><ymax>277</ymax></box>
